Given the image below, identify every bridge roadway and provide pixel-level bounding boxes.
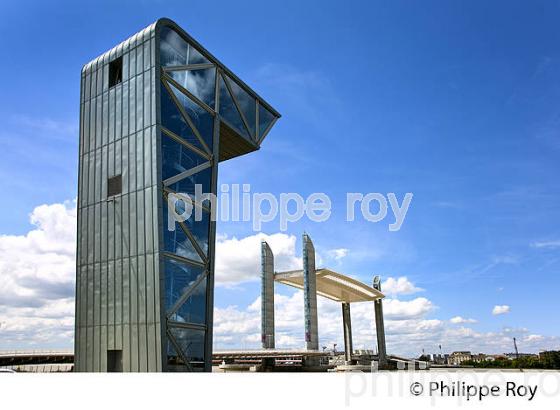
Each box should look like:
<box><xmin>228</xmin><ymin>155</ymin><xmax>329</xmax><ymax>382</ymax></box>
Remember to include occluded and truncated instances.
<box><xmin>0</xmin><ymin>349</ymin><xmax>328</xmax><ymax>367</ymax></box>
<box><xmin>1</xmin><ymin>350</ymin><xmax>422</xmax><ymax>370</ymax></box>
<box><xmin>0</xmin><ymin>350</ymin><xmax>74</xmax><ymax>367</ymax></box>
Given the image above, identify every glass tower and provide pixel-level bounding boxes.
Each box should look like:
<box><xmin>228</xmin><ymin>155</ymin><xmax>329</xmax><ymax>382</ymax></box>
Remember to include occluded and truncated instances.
<box><xmin>75</xmin><ymin>18</ymin><xmax>280</xmax><ymax>372</ymax></box>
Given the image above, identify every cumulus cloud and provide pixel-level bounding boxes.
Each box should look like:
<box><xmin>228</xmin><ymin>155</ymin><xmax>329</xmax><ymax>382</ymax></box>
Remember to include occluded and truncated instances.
<box><xmin>213</xmin><ymin>290</ymin><xmax>439</xmax><ymax>351</ymax></box>
<box><xmin>215</xmin><ymin>233</ymin><xmax>301</xmax><ymax>286</ymax></box>
<box><xmin>492</xmin><ymin>305</ymin><xmax>511</xmax><ymax>315</ymax></box>
<box><xmin>211</xmin><ymin>269</ymin><xmax>558</xmax><ymax>356</ymax></box>
<box><xmin>0</xmin><ymin>200</ymin><xmax>76</xmax><ymax>349</ymax></box>
<box><xmin>450</xmin><ymin>316</ymin><xmax>477</xmax><ymax>324</ymax></box>
<box><xmin>326</xmin><ymin>248</ymin><xmax>348</xmax><ymax>262</ymax></box>
<box><xmin>383</xmin><ymin>297</ymin><xmax>434</xmax><ymax>319</ymax></box>
<box><xmin>1</xmin><ymin>200</ymin><xmax>558</xmax><ymax>357</ymax></box>
<box><xmin>382</xmin><ymin>276</ymin><xmax>423</xmax><ymax>296</ymax></box>
<box><xmin>213</xmin><ymin>289</ymin><xmax>559</xmax><ymax>356</ymax></box>
<box><xmin>525</xmin><ymin>334</ymin><xmax>544</xmax><ymax>342</ymax></box>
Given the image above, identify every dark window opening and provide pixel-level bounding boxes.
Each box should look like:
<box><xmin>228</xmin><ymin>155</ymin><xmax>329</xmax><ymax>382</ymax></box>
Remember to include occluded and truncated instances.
<box><xmin>109</xmin><ymin>57</ymin><xmax>123</xmax><ymax>88</ymax></box>
<box><xmin>108</xmin><ymin>175</ymin><xmax>122</xmax><ymax>197</ymax></box>
<box><xmin>107</xmin><ymin>350</ymin><xmax>123</xmax><ymax>372</ymax></box>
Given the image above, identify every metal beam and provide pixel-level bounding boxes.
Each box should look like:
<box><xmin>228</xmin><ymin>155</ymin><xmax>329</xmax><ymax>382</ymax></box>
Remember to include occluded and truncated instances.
<box><xmin>162</xmin><ymin>161</ymin><xmax>212</xmax><ymax>187</ymax></box>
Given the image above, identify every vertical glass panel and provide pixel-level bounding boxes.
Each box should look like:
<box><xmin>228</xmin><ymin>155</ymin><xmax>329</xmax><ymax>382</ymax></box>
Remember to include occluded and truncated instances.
<box><xmin>219</xmin><ymin>75</ymin><xmax>249</xmax><ymax>139</ymax></box>
<box><xmin>143</xmin><ymin>70</ymin><xmax>151</xmax><ymax>128</ymax></box>
<box><xmin>169</xmin><ymin>327</ymin><xmax>205</xmax><ymax>364</ymax></box>
<box><xmin>102</xmin><ymin>92</ymin><xmax>109</xmax><ymax>146</ymax></box>
<box><xmin>89</xmin><ymin>97</ymin><xmax>96</xmax><ymax>150</ymax></box>
<box><xmin>258</xmin><ymin>103</ymin><xmax>276</xmax><ymax>139</ymax></box>
<box><xmin>168</xmin><ymin>68</ymin><xmax>216</xmax><ymax>109</ymax></box>
<box><xmin>96</xmin><ymin>66</ymin><xmax>103</xmax><ymax>96</ymax></box>
<box><xmin>84</xmin><ymin>73</ymin><xmax>91</xmax><ymax>101</ymax></box>
<box><xmin>187</xmin><ymin>209</ymin><xmax>210</xmax><ymax>256</ymax></box>
<box><xmin>173</xmin><ymin>277</ymin><xmax>207</xmax><ymax>325</ymax></box>
<box><xmin>160</xmin><ymin>27</ymin><xmax>188</xmax><ymax>66</ymax></box>
<box><xmin>227</xmin><ymin>75</ymin><xmax>256</xmax><ymax>137</ymax></box>
<box><xmin>160</xmin><ymin>84</ymin><xmax>205</xmax><ymax>152</ymax></box>
<box><xmin>143</xmin><ymin>40</ymin><xmax>151</xmax><ymax>71</ymax></box>
<box><xmin>136</xmin><ymin>71</ymin><xmax>144</xmax><ymax>131</ymax></box>
<box><xmin>168</xmin><ymin>83</ymin><xmax>214</xmax><ymax>149</ymax></box>
<box><xmin>122</xmin><ymin>51</ymin><xmax>129</xmax><ymax>82</ymax></box>
<box><xmin>187</xmin><ymin>46</ymin><xmax>210</xmax><ymax>65</ymax></box>
<box><xmin>129</xmin><ymin>47</ymin><xmax>137</xmax><ymax>78</ymax></box>
<box><xmin>129</xmin><ymin>77</ymin><xmax>136</xmax><ymax>134</ymax></box>
<box><xmin>108</xmin><ymin>88</ymin><xmax>115</xmax><ymax>143</ymax></box>
<box><xmin>162</xmin><ymin>134</ymin><xmax>208</xmax><ymax>181</ymax></box>
<box><xmin>122</xmin><ymin>80</ymin><xmax>129</xmax><ymax>137</ymax></box>
<box><xmin>115</xmin><ymin>86</ymin><xmax>122</xmax><ymax>141</ymax></box>
<box><xmin>167</xmin><ymin>338</ymin><xmax>180</xmax><ymax>364</ymax></box>
<box><xmin>150</xmin><ymin>37</ymin><xmax>155</xmax><ymax>67</ymax></box>
<box><xmin>160</xmin><ymin>26</ymin><xmax>211</xmax><ymax>67</ymax></box>
<box><xmin>162</xmin><ymin>204</ymin><xmax>204</xmax><ymax>263</ymax></box>
<box><xmin>167</xmin><ymin>166</ymin><xmax>212</xmax><ymax>199</ymax></box>
<box><xmin>83</xmin><ymin>100</ymin><xmax>90</xmax><ymax>154</ymax></box>
<box><xmin>164</xmin><ymin>257</ymin><xmax>205</xmax><ymax>311</ymax></box>
<box><xmin>95</xmin><ymin>97</ymin><xmax>102</xmax><ymax>149</ymax></box>
<box><xmin>136</xmin><ymin>41</ymin><xmax>144</xmax><ymax>75</ymax></box>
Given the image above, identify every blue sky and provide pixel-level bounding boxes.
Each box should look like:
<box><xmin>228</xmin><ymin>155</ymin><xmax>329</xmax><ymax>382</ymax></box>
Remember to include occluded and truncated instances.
<box><xmin>1</xmin><ymin>0</ymin><xmax>559</xmax><ymax>355</ymax></box>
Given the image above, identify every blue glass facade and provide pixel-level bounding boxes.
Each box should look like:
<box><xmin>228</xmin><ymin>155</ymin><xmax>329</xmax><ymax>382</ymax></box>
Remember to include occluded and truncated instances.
<box><xmin>159</xmin><ymin>23</ymin><xmax>279</xmax><ymax>371</ymax></box>
<box><xmin>160</xmin><ymin>26</ymin><xmax>213</xmax><ymax>369</ymax></box>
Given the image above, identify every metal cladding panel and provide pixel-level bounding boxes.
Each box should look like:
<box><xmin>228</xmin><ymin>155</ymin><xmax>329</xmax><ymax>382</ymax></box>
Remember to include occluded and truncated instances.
<box><xmin>261</xmin><ymin>241</ymin><xmax>275</xmax><ymax>349</ymax></box>
<box><xmin>303</xmin><ymin>234</ymin><xmax>319</xmax><ymax>350</ymax></box>
<box><xmin>75</xmin><ymin>21</ymin><xmax>162</xmax><ymax>372</ymax></box>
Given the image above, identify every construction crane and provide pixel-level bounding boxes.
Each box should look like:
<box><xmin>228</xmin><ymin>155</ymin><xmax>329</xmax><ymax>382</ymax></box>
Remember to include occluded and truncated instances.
<box><xmin>513</xmin><ymin>337</ymin><xmax>519</xmax><ymax>360</ymax></box>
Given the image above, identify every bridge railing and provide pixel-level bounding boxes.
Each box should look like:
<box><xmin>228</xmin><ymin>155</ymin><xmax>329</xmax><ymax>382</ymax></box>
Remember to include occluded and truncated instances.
<box><xmin>0</xmin><ymin>350</ymin><xmax>74</xmax><ymax>357</ymax></box>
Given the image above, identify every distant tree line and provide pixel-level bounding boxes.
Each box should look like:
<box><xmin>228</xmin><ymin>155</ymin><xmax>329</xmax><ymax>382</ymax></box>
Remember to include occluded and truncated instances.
<box><xmin>463</xmin><ymin>351</ymin><xmax>560</xmax><ymax>369</ymax></box>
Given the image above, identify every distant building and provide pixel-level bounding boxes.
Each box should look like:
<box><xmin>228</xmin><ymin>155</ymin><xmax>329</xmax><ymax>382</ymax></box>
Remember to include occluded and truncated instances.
<box><xmin>430</xmin><ymin>353</ymin><xmax>447</xmax><ymax>365</ymax></box>
<box><xmin>471</xmin><ymin>353</ymin><xmax>486</xmax><ymax>363</ymax></box>
<box><xmin>449</xmin><ymin>351</ymin><xmax>472</xmax><ymax>365</ymax></box>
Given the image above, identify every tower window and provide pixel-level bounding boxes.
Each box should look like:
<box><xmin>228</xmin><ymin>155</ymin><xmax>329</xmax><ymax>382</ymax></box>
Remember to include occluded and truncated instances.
<box><xmin>107</xmin><ymin>175</ymin><xmax>122</xmax><ymax>197</ymax></box>
<box><xmin>108</xmin><ymin>57</ymin><xmax>123</xmax><ymax>88</ymax></box>
<box><xmin>107</xmin><ymin>350</ymin><xmax>123</xmax><ymax>372</ymax></box>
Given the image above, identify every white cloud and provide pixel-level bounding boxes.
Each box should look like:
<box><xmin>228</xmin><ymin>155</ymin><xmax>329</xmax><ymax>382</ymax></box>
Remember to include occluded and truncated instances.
<box><xmin>0</xmin><ymin>200</ymin><xmax>76</xmax><ymax>349</ymax></box>
<box><xmin>1</xmin><ymin>202</ymin><xmax>558</xmax><ymax>357</ymax></box>
<box><xmin>531</xmin><ymin>240</ymin><xmax>560</xmax><ymax>249</ymax></box>
<box><xmin>326</xmin><ymin>248</ymin><xmax>348</xmax><ymax>262</ymax></box>
<box><xmin>383</xmin><ymin>297</ymin><xmax>434</xmax><ymax>319</ymax></box>
<box><xmin>215</xmin><ymin>233</ymin><xmax>301</xmax><ymax>286</ymax></box>
<box><xmin>450</xmin><ymin>316</ymin><xmax>477</xmax><ymax>324</ymax></box>
<box><xmin>492</xmin><ymin>305</ymin><xmax>511</xmax><ymax>315</ymax></box>
<box><xmin>213</xmin><ymin>290</ymin><xmax>439</xmax><ymax>351</ymax></box>
<box><xmin>525</xmin><ymin>334</ymin><xmax>544</xmax><ymax>342</ymax></box>
<box><xmin>382</xmin><ymin>277</ymin><xmax>423</xmax><ymax>296</ymax></box>
<box><xmin>213</xmin><ymin>289</ymin><xmax>559</xmax><ymax>356</ymax></box>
